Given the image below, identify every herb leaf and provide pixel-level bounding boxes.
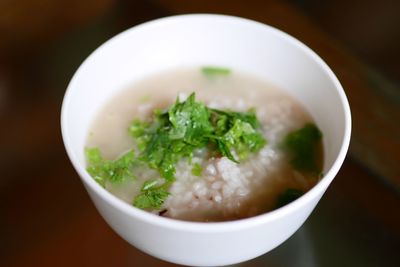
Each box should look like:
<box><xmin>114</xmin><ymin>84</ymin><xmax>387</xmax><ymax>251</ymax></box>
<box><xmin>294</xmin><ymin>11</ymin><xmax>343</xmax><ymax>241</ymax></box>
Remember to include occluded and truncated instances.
<box><xmin>168</xmin><ymin>93</ymin><xmax>214</xmax><ymax>145</ymax></box>
<box><xmin>209</xmin><ymin>109</ymin><xmax>266</xmax><ymax>161</ymax></box>
<box><xmin>129</xmin><ymin>119</ymin><xmax>151</xmax><ymax>152</ymax></box>
<box><xmin>85</xmin><ymin>148</ymin><xmax>136</xmax><ymax>186</ymax></box>
<box><xmin>86</xmin><ymin>147</ymin><xmax>106</xmax><ymax>186</ymax></box>
<box><xmin>282</xmin><ymin>123</ymin><xmax>322</xmax><ymax>173</ymax></box>
<box><xmin>88</xmin><ymin>92</ymin><xmax>267</xmax><ymax>210</ymax></box>
<box><xmin>201</xmin><ymin>66</ymin><xmax>231</xmax><ymax>77</ymax></box>
<box><xmin>129</xmin><ymin>93</ymin><xmax>266</xmax><ymax>176</ymax></box>
<box><xmin>222</xmin><ymin>119</ymin><xmax>266</xmax><ymax>160</ymax></box>
<box><xmin>133</xmin><ymin>180</ymin><xmax>170</xmax><ymax>209</ymax></box>
<box><xmin>191</xmin><ymin>163</ymin><xmax>203</xmax><ymax>176</ymax></box>
<box><xmin>136</xmin><ymin>93</ymin><xmax>215</xmax><ymax>181</ymax></box>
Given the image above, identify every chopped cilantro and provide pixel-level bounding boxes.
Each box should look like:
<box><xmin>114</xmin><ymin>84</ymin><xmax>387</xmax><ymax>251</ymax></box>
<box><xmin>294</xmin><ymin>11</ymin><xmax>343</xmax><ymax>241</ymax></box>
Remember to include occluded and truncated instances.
<box><xmin>87</xmin><ymin>92</ymin><xmax>267</xmax><ymax>210</ymax></box>
<box><xmin>85</xmin><ymin>148</ymin><xmax>136</xmax><ymax>186</ymax></box>
<box><xmin>168</xmin><ymin>93</ymin><xmax>214</xmax><ymax>144</ymax></box>
<box><xmin>282</xmin><ymin>123</ymin><xmax>322</xmax><ymax>173</ymax></box>
<box><xmin>212</xmin><ymin>108</ymin><xmax>260</xmax><ymax>129</ymax></box>
<box><xmin>135</xmin><ymin>93</ymin><xmax>214</xmax><ymax>181</ymax></box>
<box><xmin>128</xmin><ymin>119</ymin><xmax>151</xmax><ymax>152</ymax></box>
<box><xmin>191</xmin><ymin>163</ymin><xmax>203</xmax><ymax>176</ymax></box>
<box><xmin>220</xmin><ymin>118</ymin><xmax>266</xmax><ymax>160</ymax></box>
<box><xmin>86</xmin><ymin>148</ymin><xmax>105</xmax><ymax>186</ymax></box>
<box><xmin>132</xmin><ymin>93</ymin><xmax>267</xmax><ymax>176</ymax></box>
<box><xmin>201</xmin><ymin>66</ymin><xmax>231</xmax><ymax>77</ymax></box>
<box><xmin>133</xmin><ymin>180</ymin><xmax>170</xmax><ymax>209</ymax></box>
<box><xmin>275</xmin><ymin>188</ymin><xmax>304</xmax><ymax>208</ymax></box>
<box><xmin>208</xmin><ymin>109</ymin><xmax>266</xmax><ymax>161</ymax></box>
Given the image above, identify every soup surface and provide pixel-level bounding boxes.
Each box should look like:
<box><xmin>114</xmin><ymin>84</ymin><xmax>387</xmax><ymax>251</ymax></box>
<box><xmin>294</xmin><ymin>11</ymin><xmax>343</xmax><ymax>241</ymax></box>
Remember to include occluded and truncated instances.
<box><xmin>86</xmin><ymin>68</ymin><xmax>323</xmax><ymax>222</ymax></box>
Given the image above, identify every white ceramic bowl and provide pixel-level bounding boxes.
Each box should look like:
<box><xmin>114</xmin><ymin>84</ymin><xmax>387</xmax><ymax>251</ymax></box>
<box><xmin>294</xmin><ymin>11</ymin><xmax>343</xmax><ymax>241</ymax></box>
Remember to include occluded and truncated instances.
<box><xmin>61</xmin><ymin>14</ymin><xmax>351</xmax><ymax>266</ymax></box>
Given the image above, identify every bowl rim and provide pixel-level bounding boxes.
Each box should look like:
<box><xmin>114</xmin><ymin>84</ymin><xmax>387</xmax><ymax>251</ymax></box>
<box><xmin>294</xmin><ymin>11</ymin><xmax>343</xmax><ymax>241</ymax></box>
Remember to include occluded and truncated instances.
<box><xmin>61</xmin><ymin>13</ymin><xmax>351</xmax><ymax>233</ymax></box>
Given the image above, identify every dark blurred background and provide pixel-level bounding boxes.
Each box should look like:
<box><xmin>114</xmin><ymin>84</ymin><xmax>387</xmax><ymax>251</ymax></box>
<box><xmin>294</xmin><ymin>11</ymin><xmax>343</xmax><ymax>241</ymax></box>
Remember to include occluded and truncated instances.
<box><xmin>1</xmin><ymin>1</ymin><xmax>399</xmax><ymax>266</ymax></box>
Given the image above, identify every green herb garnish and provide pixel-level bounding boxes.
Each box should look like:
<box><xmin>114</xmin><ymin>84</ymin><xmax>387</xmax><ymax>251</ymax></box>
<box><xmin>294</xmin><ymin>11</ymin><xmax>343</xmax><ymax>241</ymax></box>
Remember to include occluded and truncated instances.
<box><xmin>85</xmin><ymin>148</ymin><xmax>136</xmax><ymax>186</ymax></box>
<box><xmin>282</xmin><ymin>123</ymin><xmax>322</xmax><ymax>173</ymax></box>
<box><xmin>133</xmin><ymin>180</ymin><xmax>170</xmax><ymax>209</ymax></box>
<box><xmin>191</xmin><ymin>163</ymin><xmax>203</xmax><ymax>176</ymax></box>
<box><xmin>208</xmin><ymin>108</ymin><xmax>266</xmax><ymax>161</ymax></box>
<box><xmin>132</xmin><ymin>93</ymin><xmax>266</xmax><ymax>177</ymax></box>
<box><xmin>201</xmin><ymin>66</ymin><xmax>231</xmax><ymax>77</ymax></box>
<box><xmin>87</xmin><ymin>92</ymin><xmax>267</xmax><ymax>210</ymax></box>
<box><xmin>275</xmin><ymin>188</ymin><xmax>304</xmax><ymax>208</ymax></box>
<box><xmin>132</xmin><ymin>93</ymin><xmax>215</xmax><ymax>181</ymax></box>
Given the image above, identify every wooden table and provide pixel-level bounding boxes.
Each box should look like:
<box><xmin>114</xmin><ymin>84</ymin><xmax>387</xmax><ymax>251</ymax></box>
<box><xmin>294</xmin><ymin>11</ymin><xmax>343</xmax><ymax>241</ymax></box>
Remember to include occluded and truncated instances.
<box><xmin>1</xmin><ymin>1</ymin><xmax>399</xmax><ymax>266</ymax></box>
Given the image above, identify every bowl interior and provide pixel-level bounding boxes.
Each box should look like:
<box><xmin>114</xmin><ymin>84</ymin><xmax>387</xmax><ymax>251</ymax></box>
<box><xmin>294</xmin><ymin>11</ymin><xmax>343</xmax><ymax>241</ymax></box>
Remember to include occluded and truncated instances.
<box><xmin>62</xmin><ymin>14</ymin><xmax>350</xmax><ymax>213</ymax></box>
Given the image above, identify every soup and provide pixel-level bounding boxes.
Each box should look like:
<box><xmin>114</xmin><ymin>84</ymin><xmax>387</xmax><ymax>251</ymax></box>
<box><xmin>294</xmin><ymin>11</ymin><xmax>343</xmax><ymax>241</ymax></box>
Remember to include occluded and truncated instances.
<box><xmin>86</xmin><ymin>67</ymin><xmax>323</xmax><ymax>222</ymax></box>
